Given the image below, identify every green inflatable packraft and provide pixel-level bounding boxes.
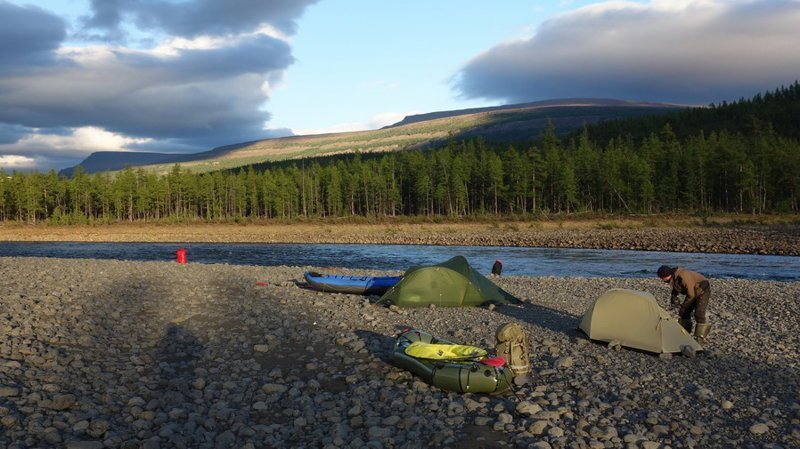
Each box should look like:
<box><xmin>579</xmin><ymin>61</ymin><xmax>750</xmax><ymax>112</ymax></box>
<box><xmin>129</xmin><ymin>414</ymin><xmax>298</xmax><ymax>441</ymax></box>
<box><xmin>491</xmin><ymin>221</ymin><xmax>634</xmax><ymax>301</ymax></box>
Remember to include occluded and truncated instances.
<box><xmin>392</xmin><ymin>329</ymin><xmax>513</xmax><ymax>394</ymax></box>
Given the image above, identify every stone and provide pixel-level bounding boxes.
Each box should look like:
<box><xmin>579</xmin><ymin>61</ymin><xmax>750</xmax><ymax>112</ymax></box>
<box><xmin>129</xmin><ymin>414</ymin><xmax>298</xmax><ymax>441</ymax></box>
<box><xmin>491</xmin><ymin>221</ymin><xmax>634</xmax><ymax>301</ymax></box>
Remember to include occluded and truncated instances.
<box><xmin>382</xmin><ymin>415</ymin><xmax>401</xmax><ymax>426</ymax></box>
<box><xmin>496</xmin><ymin>413</ymin><xmax>513</xmax><ymax>424</ymax></box>
<box><xmin>651</xmin><ymin>425</ymin><xmax>669</xmax><ymax>435</ymax></box>
<box><xmin>50</xmin><ymin>394</ymin><xmax>77</xmax><ymax>410</ymax></box>
<box><xmin>216</xmin><ymin>430</ymin><xmax>236</xmax><ymax>447</ymax></box>
<box><xmin>515</xmin><ymin>401</ymin><xmax>542</xmax><ymax>415</ymax></box>
<box><xmin>555</xmin><ymin>356</ymin><xmax>574</xmax><ymax>369</ymax></box>
<box><xmin>65</xmin><ymin>442</ymin><xmax>104</xmax><ymax>449</ymax></box>
<box><xmin>73</xmin><ymin>420</ymin><xmax>90</xmax><ymax>433</ymax></box>
<box><xmin>1</xmin><ymin>415</ymin><xmax>18</xmax><ymax>429</ymax></box>
<box><xmin>749</xmin><ymin>423</ymin><xmax>770</xmax><ymax>435</ymax></box>
<box><xmin>529</xmin><ymin>420</ymin><xmax>548</xmax><ymax>435</ymax></box>
<box><xmin>261</xmin><ymin>383</ymin><xmax>288</xmax><ymax>394</ymax></box>
<box><xmin>43</xmin><ymin>428</ymin><xmax>63</xmax><ymax>444</ymax></box>
<box><xmin>721</xmin><ymin>400</ymin><xmax>734</xmax><ymax>410</ymax></box>
<box><xmin>253</xmin><ymin>344</ymin><xmax>269</xmax><ymax>353</ymax></box>
<box><xmin>87</xmin><ymin>420</ymin><xmax>110</xmax><ymax>438</ymax></box>
<box><xmin>474</xmin><ymin>417</ymin><xmax>492</xmax><ymax>426</ymax></box>
<box><xmin>0</xmin><ymin>386</ymin><xmax>20</xmax><ymax>397</ymax></box>
<box><xmin>367</xmin><ymin>426</ymin><xmax>392</xmax><ymax>438</ymax></box>
<box><xmin>464</xmin><ymin>398</ymin><xmax>484</xmax><ymax>412</ymax></box>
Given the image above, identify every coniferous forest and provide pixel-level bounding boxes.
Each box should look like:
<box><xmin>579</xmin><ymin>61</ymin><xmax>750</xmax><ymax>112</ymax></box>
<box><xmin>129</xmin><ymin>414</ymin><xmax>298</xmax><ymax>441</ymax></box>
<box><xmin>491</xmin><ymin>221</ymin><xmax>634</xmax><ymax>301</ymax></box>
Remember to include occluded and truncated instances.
<box><xmin>2</xmin><ymin>84</ymin><xmax>799</xmax><ymax>223</ymax></box>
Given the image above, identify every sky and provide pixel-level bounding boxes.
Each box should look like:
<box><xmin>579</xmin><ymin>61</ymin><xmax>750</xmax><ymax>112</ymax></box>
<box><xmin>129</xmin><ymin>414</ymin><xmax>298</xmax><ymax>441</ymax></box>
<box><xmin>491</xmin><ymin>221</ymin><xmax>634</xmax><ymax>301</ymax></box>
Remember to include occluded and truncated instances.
<box><xmin>1</xmin><ymin>0</ymin><xmax>799</xmax><ymax>172</ymax></box>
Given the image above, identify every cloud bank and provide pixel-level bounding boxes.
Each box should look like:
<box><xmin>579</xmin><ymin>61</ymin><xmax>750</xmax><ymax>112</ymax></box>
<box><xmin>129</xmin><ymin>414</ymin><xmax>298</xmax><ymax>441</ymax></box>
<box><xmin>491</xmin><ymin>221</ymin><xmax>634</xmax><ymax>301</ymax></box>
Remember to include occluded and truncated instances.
<box><xmin>0</xmin><ymin>0</ymin><xmax>316</xmax><ymax>171</ymax></box>
<box><xmin>455</xmin><ymin>0</ymin><xmax>800</xmax><ymax>104</ymax></box>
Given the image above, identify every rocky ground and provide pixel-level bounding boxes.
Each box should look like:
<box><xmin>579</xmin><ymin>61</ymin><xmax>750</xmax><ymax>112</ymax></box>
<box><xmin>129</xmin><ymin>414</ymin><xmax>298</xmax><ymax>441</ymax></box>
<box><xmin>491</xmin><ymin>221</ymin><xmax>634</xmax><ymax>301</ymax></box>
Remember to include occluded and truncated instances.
<box><xmin>0</xmin><ymin>257</ymin><xmax>798</xmax><ymax>449</ymax></box>
<box><xmin>2</xmin><ymin>221</ymin><xmax>799</xmax><ymax>255</ymax></box>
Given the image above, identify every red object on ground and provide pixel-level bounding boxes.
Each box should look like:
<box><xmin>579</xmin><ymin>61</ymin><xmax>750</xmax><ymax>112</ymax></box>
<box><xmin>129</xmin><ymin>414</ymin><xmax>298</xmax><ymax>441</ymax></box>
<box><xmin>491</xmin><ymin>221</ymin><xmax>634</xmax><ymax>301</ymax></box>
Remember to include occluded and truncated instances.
<box><xmin>176</xmin><ymin>248</ymin><xmax>187</xmax><ymax>264</ymax></box>
<box><xmin>480</xmin><ymin>356</ymin><xmax>506</xmax><ymax>367</ymax></box>
<box><xmin>255</xmin><ymin>281</ymin><xmax>269</xmax><ymax>286</ymax></box>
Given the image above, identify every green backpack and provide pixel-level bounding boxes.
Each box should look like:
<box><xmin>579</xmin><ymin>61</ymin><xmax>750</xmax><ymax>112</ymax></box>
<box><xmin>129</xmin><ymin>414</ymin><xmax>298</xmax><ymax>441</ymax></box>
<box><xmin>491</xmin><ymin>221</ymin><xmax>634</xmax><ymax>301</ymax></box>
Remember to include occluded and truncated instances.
<box><xmin>495</xmin><ymin>323</ymin><xmax>531</xmax><ymax>384</ymax></box>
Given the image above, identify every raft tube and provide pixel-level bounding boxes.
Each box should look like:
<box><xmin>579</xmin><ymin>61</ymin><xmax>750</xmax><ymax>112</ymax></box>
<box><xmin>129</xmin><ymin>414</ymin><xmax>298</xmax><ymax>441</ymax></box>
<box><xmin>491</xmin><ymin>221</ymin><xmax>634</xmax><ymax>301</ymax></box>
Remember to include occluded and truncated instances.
<box><xmin>304</xmin><ymin>272</ymin><xmax>402</xmax><ymax>295</ymax></box>
<box><xmin>392</xmin><ymin>329</ymin><xmax>513</xmax><ymax>394</ymax></box>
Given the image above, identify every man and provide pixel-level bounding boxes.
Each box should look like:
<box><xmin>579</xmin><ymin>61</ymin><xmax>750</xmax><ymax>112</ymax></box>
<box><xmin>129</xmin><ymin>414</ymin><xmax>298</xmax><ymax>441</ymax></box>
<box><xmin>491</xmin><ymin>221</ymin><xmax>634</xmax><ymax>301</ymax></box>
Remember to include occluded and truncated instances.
<box><xmin>657</xmin><ymin>265</ymin><xmax>712</xmax><ymax>343</ymax></box>
<box><xmin>491</xmin><ymin>260</ymin><xmax>503</xmax><ymax>276</ymax></box>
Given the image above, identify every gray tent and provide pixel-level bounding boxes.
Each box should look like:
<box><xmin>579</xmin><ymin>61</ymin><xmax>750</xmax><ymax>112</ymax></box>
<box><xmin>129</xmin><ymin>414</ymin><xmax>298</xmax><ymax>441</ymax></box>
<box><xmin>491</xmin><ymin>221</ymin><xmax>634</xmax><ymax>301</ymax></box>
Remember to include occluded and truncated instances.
<box><xmin>579</xmin><ymin>288</ymin><xmax>702</xmax><ymax>354</ymax></box>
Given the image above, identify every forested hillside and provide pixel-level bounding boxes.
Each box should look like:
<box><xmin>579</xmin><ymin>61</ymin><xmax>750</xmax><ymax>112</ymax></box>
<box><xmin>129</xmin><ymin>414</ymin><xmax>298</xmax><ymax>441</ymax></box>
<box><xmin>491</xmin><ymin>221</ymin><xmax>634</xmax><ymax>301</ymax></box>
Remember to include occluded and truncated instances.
<box><xmin>1</xmin><ymin>85</ymin><xmax>798</xmax><ymax>222</ymax></box>
<box><xmin>579</xmin><ymin>82</ymin><xmax>800</xmax><ymax>143</ymax></box>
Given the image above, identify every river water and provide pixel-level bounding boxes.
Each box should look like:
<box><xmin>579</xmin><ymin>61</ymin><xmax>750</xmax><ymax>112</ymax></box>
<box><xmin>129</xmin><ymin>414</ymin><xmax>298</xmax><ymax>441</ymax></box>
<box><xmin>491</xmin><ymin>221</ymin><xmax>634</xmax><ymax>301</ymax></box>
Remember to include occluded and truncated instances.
<box><xmin>0</xmin><ymin>242</ymin><xmax>797</xmax><ymax>281</ymax></box>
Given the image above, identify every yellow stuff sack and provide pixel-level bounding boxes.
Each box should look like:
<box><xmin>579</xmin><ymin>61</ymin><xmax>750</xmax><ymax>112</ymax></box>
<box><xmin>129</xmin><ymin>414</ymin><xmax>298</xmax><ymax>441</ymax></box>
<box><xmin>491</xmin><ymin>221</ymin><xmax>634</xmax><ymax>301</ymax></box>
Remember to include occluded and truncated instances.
<box><xmin>404</xmin><ymin>341</ymin><xmax>487</xmax><ymax>360</ymax></box>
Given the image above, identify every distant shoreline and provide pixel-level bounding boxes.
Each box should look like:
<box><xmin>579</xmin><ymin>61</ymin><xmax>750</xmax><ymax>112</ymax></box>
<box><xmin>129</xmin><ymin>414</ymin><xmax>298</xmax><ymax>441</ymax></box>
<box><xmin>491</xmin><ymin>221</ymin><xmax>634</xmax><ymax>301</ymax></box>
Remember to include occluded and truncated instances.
<box><xmin>1</xmin><ymin>218</ymin><xmax>798</xmax><ymax>256</ymax></box>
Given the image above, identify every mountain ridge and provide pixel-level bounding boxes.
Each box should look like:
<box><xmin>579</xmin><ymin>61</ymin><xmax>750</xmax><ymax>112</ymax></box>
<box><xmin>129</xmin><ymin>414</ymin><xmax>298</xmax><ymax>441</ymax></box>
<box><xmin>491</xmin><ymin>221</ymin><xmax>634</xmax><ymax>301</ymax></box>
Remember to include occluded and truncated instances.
<box><xmin>61</xmin><ymin>98</ymin><xmax>685</xmax><ymax>176</ymax></box>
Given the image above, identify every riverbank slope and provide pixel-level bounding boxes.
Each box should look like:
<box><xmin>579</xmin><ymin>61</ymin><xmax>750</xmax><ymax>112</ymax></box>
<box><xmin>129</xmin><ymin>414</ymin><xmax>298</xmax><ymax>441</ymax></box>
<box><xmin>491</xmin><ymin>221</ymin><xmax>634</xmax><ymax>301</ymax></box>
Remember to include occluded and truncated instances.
<box><xmin>0</xmin><ymin>258</ymin><xmax>797</xmax><ymax>448</ymax></box>
<box><xmin>1</xmin><ymin>218</ymin><xmax>799</xmax><ymax>255</ymax></box>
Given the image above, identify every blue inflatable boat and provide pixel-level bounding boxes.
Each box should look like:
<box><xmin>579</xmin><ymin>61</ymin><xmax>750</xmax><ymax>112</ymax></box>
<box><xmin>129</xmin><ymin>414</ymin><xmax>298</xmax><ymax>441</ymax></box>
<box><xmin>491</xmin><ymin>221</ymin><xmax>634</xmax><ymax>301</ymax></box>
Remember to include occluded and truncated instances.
<box><xmin>303</xmin><ymin>272</ymin><xmax>402</xmax><ymax>295</ymax></box>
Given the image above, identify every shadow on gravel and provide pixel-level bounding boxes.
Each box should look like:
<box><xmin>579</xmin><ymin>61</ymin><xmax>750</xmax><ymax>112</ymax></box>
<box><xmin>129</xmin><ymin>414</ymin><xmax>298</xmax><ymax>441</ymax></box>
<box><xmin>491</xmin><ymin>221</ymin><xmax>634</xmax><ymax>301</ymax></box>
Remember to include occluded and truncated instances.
<box><xmin>494</xmin><ymin>301</ymin><xmax>580</xmax><ymax>335</ymax></box>
<box><xmin>354</xmin><ymin>329</ymin><xmax>396</xmax><ymax>363</ymax></box>
<box><xmin>451</xmin><ymin>425</ymin><xmax>512</xmax><ymax>449</ymax></box>
<box><xmin>150</xmin><ymin>323</ymin><xmax>205</xmax><ymax>398</ymax></box>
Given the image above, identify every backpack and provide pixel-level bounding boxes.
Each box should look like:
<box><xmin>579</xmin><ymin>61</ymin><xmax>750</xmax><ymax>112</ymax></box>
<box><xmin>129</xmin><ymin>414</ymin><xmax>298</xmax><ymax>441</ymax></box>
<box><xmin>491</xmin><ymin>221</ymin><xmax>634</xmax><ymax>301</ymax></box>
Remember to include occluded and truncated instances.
<box><xmin>495</xmin><ymin>322</ymin><xmax>531</xmax><ymax>383</ymax></box>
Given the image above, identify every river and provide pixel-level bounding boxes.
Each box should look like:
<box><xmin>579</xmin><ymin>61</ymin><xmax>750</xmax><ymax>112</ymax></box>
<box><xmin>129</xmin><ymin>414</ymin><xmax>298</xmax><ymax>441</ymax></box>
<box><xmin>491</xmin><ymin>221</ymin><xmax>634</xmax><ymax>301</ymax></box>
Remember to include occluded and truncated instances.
<box><xmin>0</xmin><ymin>242</ymin><xmax>797</xmax><ymax>281</ymax></box>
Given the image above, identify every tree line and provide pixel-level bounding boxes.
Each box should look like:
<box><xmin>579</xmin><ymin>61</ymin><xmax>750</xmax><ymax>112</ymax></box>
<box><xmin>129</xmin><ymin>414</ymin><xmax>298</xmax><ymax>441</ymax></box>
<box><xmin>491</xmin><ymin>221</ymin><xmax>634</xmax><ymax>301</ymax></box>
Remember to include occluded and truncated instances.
<box><xmin>1</xmin><ymin>82</ymin><xmax>799</xmax><ymax>223</ymax></box>
<box><xmin>2</xmin><ymin>123</ymin><xmax>798</xmax><ymax>223</ymax></box>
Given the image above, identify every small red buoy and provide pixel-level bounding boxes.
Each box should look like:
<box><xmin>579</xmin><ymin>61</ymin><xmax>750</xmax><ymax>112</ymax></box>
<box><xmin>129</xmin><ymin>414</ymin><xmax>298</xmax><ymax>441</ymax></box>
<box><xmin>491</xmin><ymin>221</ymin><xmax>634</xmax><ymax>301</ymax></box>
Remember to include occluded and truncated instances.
<box><xmin>176</xmin><ymin>248</ymin><xmax>187</xmax><ymax>264</ymax></box>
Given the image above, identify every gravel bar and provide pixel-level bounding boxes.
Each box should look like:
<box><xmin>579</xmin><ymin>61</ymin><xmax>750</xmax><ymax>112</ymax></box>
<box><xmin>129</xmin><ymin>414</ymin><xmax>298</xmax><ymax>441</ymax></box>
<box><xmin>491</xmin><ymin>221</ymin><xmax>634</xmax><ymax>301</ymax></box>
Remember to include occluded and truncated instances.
<box><xmin>1</xmin><ymin>257</ymin><xmax>798</xmax><ymax>449</ymax></box>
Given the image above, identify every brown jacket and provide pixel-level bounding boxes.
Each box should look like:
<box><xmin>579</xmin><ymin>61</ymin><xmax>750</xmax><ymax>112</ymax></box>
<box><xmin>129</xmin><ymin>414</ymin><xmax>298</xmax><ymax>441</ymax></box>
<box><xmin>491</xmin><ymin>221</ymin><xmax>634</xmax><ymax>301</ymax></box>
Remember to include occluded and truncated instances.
<box><xmin>670</xmin><ymin>267</ymin><xmax>707</xmax><ymax>299</ymax></box>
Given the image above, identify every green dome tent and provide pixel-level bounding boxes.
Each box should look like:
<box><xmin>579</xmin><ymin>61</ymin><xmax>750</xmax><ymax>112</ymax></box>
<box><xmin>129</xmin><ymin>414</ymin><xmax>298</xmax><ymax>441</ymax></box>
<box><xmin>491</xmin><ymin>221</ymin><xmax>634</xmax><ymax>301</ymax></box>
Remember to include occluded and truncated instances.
<box><xmin>379</xmin><ymin>256</ymin><xmax>519</xmax><ymax>308</ymax></box>
<box><xmin>579</xmin><ymin>289</ymin><xmax>702</xmax><ymax>354</ymax></box>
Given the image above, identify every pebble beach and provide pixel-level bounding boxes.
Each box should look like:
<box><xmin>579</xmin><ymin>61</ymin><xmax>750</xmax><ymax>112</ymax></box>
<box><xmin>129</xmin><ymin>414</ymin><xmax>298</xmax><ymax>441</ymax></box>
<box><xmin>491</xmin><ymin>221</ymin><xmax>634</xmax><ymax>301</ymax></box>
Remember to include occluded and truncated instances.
<box><xmin>1</xmin><ymin>256</ymin><xmax>798</xmax><ymax>449</ymax></box>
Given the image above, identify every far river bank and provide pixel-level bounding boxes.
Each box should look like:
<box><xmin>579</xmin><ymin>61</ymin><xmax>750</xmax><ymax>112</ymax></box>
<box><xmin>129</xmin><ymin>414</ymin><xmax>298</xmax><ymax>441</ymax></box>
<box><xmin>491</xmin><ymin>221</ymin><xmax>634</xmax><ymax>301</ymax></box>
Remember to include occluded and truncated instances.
<box><xmin>1</xmin><ymin>218</ymin><xmax>799</xmax><ymax>256</ymax></box>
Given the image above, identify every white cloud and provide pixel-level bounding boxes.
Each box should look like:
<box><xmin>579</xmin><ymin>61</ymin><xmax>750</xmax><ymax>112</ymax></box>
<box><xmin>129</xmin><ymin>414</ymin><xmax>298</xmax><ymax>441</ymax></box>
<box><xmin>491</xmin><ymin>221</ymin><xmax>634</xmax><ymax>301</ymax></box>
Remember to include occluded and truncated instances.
<box><xmin>1</xmin><ymin>33</ymin><xmax>292</xmax><ymax>147</ymax></box>
<box><xmin>152</xmin><ymin>35</ymin><xmax>229</xmax><ymax>56</ymax></box>
<box><xmin>0</xmin><ymin>127</ymin><xmax>151</xmax><ymax>156</ymax></box>
<box><xmin>456</xmin><ymin>0</ymin><xmax>800</xmax><ymax>104</ymax></box>
<box><xmin>0</xmin><ymin>155</ymin><xmax>37</xmax><ymax>169</ymax></box>
<box><xmin>294</xmin><ymin>122</ymin><xmax>368</xmax><ymax>136</ymax></box>
<box><xmin>293</xmin><ymin>111</ymin><xmax>413</xmax><ymax>136</ymax></box>
<box><xmin>1</xmin><ymin>0</ymin><xmax>316</xmax><ymax>171</ymax></box>
<box><xmin>368</xmin><ymin>112</ymin><xmax>410</xmax><ymax>129</ymax></box>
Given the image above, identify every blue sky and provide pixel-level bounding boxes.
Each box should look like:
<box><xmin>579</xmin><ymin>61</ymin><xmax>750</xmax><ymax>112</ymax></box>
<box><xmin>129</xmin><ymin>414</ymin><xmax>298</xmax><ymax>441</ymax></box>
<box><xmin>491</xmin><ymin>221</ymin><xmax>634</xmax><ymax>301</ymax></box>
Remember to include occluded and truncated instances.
<box><xmin>1</xmin><ymin>0</ymin><xmax>799</xmax><ymax>171</ymax></box>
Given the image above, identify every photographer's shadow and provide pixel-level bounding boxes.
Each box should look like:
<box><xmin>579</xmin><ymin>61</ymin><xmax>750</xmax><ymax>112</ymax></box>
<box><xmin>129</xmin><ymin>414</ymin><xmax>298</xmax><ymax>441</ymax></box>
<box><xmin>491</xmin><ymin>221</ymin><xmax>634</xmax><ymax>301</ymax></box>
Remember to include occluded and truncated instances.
<box><xmin>495</xmin><ymin>300</ymin><xmax>581</xmax><ymax>337</ymax></box>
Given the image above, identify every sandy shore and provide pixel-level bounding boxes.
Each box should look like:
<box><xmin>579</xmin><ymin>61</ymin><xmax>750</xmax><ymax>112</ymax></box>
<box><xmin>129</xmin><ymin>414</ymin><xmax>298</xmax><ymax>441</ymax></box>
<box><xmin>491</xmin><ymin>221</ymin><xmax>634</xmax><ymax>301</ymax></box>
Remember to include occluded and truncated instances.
<box><xmin>1</xmin><ymin>220</ymin><xmax>799</xmax><ymax>255</ymax></box>
<box><xmin>0</xmin><ymin>257</ymin><xmax>797</xmax><ymax>448</ymax></box>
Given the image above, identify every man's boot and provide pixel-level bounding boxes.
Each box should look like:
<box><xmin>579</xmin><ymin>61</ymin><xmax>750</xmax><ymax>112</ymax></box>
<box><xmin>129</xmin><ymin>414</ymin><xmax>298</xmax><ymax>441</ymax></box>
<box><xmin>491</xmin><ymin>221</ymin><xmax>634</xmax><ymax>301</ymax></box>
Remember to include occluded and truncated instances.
<box><xmin>694</xmin><ymin>323</ymin><xmax>712</xmax><ymax>344</ymax></box>
<box><xmin>678</xmin><ymin>318</ymin><xmax>693</xmax><ymax>333</ymax></box>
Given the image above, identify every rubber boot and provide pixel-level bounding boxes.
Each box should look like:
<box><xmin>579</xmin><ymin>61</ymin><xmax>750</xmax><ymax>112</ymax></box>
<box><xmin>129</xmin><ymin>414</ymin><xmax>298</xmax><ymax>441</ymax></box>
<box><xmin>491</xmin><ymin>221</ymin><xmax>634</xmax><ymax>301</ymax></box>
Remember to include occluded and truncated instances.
<box><xmin>678</xmin><ymin>318</ymin><xmax>693</xmax><ymax>333</ymax></box>
<box><xmin>694</xmin><ymin>323</ymin><xmax>712</xmax><ymax>344</ymax></box>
